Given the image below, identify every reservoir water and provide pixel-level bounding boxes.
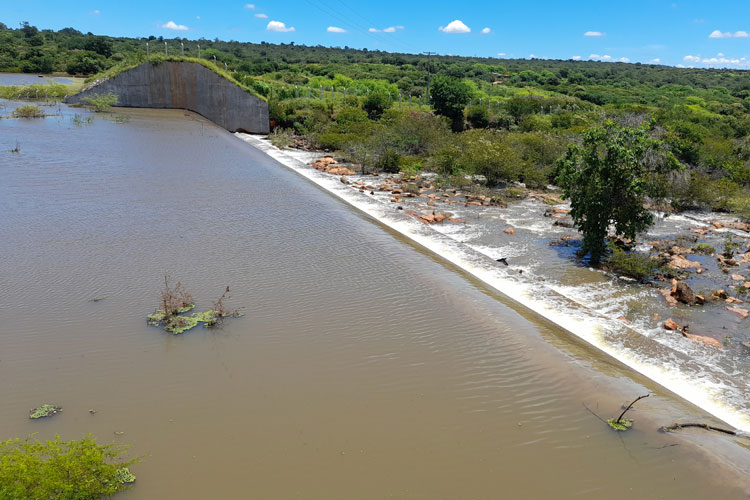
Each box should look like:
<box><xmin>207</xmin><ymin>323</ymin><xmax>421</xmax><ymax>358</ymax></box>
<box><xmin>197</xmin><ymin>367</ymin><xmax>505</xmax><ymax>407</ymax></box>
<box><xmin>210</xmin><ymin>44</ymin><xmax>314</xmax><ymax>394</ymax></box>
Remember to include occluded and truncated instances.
<box><xmin>1</xmin><ymin>103</ymin><xmax>748</xmax><ymax>498</ymax></box>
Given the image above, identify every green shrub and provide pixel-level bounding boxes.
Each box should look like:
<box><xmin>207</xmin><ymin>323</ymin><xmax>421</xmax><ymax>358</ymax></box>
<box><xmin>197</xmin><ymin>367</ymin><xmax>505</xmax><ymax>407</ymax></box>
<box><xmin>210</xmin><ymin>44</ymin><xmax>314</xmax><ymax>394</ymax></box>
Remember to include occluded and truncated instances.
<box><xmin>0</xmin><ymin>435</ymin><xmax>137</xmax><ymax>500</ymax></box>
<box><xmin>81</xmin><ymin>93</ymin><xmax>118</xmax><ymax>112</ymax></box>
<box><xmin>362</xmin><ymin>90</ymin><xmax>391</xmax><ymax>120</ymax></box>
<box><xmin>269</xmin><ymin>128</ymin><xmax>295</xmax><ymax>149</ymax></box>
<box><xmin>11</xmin><ymin>105</ymin><xmax>44</xmax><ymax>118</ymax></box>
<box><xmin>693</xmin><ymin>243</ymin><xmax>716</xmax><ymax>254</ymax></box>
<box><xmin>466</xmin><ymin>105</ymin><xmax>489</xmax><ymax>128</ymax></box>
<box><xmin>603</xmin><ymin>244</ymin><xmax>660</xmax><ymax>280</ymax></box>
<box><xmin>728</xmin><ymin>192</ymin><xmax>750</xmax><ymax>220</ymax></box>
<box><xmin>335</xmin><ymin>106</ymin><xmax>368</xmax><ymax>126</ymax></box>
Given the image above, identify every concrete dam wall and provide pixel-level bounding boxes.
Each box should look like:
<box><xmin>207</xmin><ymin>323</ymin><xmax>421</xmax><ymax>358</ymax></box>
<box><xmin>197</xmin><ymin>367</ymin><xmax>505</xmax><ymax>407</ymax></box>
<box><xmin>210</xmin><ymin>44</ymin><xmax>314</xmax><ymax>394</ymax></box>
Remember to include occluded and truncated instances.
<box><xmin>66</xmin><ymin>61</ymin><xmax>269</xmax><ymax>133</ymax></box>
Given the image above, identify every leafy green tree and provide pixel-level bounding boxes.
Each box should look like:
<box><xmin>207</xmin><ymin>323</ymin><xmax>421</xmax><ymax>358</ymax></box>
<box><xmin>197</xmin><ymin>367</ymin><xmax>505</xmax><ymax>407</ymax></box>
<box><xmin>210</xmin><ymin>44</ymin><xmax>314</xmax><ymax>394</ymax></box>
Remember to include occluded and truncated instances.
<box><xmin>554</xmin><ymin>121</ymin><xmax>679</xmax><ymax>263</ymax></box>
<box><xmin>0</xmin><ymin>435</ymin><xmax>137</xmax><ymax>499</ymax></box>
<box><xmin>430</xmin><ymin>75</ymin><xmax>472</xmax><ymax>132</ymax></box>
<box><xmin>362</xmin><ymin>90</ymin><xmax>391</xmax><ymax>119</ymax></box>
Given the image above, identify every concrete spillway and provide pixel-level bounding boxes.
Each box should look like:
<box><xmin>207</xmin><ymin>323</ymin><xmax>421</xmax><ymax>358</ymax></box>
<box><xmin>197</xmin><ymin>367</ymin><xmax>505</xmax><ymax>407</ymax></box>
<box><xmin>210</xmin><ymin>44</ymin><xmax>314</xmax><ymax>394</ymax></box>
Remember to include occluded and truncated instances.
<box><xmin>66</xmin><ymin>60</ymin><xmax>269</xmax><ymax>133</ymax></box>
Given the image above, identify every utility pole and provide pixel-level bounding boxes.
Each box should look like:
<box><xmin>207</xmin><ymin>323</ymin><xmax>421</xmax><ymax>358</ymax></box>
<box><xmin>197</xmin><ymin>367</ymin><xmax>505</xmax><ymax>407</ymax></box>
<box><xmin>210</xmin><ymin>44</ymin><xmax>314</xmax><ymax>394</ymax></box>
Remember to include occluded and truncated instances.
<box><xmin>422</xmin><ymin>51</ymin><xmax>437</xmax><ymax>104</ymax></box>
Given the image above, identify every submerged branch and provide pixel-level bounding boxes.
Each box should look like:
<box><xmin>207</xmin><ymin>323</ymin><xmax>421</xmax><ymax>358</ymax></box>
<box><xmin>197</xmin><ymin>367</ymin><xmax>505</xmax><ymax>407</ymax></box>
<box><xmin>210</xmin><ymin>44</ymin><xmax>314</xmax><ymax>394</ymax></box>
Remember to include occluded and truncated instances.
<box><xmin>660</xmin><ymin>423</ymin><xmax>737</xmax><ymax>436</ymax></box>
<box><xmin>617</xmin><ymin>394</ymin><xmax>650</xmax><ymax>424</ymax></box>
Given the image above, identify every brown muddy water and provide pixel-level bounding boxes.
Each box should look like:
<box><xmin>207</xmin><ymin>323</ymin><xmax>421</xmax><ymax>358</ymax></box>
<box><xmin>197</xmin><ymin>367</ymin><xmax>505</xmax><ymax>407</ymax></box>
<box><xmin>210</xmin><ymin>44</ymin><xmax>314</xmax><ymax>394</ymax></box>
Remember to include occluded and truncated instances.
<box><xmin>1</xmin><ymin>104</ymin><xmax>749</xmax><ymax>499</ymax></box>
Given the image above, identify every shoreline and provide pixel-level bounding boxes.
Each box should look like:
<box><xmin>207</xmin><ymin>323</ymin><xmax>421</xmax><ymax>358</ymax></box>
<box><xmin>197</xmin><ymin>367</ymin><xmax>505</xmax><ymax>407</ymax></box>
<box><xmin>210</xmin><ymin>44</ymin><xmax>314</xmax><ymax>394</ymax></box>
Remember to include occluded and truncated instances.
<box><xmin>236</xmin><ymin>132</ymin><xmax>750</xmax><ymax>431</ymax></box>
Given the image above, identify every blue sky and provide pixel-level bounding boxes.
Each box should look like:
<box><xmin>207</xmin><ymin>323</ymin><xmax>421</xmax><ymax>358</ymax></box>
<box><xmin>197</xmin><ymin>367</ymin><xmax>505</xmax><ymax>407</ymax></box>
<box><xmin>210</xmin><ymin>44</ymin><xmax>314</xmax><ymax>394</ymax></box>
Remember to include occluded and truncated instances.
<box><xmin>4</xmin><ymin>1</ymin><xmax>750</xmax><ymax>68</ymax></box>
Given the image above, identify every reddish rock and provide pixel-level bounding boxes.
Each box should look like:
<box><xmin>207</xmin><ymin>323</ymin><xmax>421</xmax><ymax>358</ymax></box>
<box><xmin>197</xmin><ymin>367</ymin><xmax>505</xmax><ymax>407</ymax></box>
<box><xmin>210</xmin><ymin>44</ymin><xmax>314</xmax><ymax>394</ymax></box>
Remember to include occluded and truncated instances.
<box><xmin>682</xmin><ymin>332</ymin><xmax>723</xmax><ymax>349</ymax></box>
<box><xmin>726</xmin><ymin>306</ymin><xmax>749</xmax><ymax>319</ymax></box>
<box><xmin>712</xmin><ymin>289</ymin><xmax>729</xmax><ymax>300</ymax></box>
<box><xmin>617</xmin><ymin>316</ymin><xmax>631</xmax><ymax>324</ymax></box>
<box><xmin>731</xmin><ymin>273</ymin><xmax>746</xmax><ymax>281</ymax></box>
<box><xmin>658</xmin><ymin>289</ymin><xmax>679</xmax><ymax>307</ymax></box>
<box><xmin>448</xmin><ymin>218</ymin><xmax>467</xmax><ymax>223</ymax></box>
<box><xmin>326</xmin><ymin>166</ymin><xmax>356</xmax><ymax>176</ymax></box>
<box><xmin>726</xmin><ymin>297</ymin><xmax>744</xmax><ymax>305</ymax></box>
<box><xmin>668</xmin><ymin>255</ymin><xmax>701</xmax><ymax>271</ymax></box>
<box><xmin>652</xmin><ymin>313</ymin><xmax>661</xmax><ymax>322</ymax></box>
<box><xmin>503</xmin><ymin>228</ymin><xmax>515</xmax><ymax>235</ymax></box>
<box><xmin>663</xmin><ymin>319</ymin><xmax>680</xmax><ymax>330</ymax></box>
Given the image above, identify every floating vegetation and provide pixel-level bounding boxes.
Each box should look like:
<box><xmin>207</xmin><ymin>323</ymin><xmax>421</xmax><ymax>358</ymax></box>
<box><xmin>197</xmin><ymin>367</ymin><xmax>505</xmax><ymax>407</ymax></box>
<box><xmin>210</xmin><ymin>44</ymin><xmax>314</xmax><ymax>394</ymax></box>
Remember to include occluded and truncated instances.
<box><xmin>7</xmin><ymin>141</ymin><xmax>20</xmax><ymax>153</ymax></box>
<box><xmin>607</xmin><ymin>394</ymin><xmax>649</xmax><ymax>432</ymax></box>
<box><xmin>29</xmin><ymin>404</ymin><xmax>62</xmax><ymax>419</ymax></box>
<box><xmin>607</xmin><ymin>417</ymin><xmax>633</xmax><ymax>431</ymax></box>
<box><xmin>115</xmin><ymin>467</ymin><xmax>136</xmax><ymax>484</ymax></box>
<box><xmin>147</xmin><ymin>276</ymin><xmax>242</xmax><ymax>335</ymax></box>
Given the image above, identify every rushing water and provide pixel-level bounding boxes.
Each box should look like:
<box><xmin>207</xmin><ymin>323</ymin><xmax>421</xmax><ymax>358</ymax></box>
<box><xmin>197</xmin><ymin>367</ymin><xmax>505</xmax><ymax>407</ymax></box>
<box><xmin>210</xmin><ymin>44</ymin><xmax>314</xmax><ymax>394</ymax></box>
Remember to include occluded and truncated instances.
<box><xmin>1</xmin><ymin>103</ymin><xmax>749</xmax><ymax>499</ymax></box>
<box><xmin>244</xmin><ymin>135</ymin><xmax>750</xmax><ymax>436</ymax></box>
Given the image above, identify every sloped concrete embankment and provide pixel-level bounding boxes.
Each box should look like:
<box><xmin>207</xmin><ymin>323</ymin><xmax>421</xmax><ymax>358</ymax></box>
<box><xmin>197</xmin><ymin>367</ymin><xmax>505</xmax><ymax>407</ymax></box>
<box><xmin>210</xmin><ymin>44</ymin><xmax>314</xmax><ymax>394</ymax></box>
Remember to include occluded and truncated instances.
<box><xmin>66</xmin><ymin>61</ymin><xmax>268</xmax><ymax>133</ymax></box>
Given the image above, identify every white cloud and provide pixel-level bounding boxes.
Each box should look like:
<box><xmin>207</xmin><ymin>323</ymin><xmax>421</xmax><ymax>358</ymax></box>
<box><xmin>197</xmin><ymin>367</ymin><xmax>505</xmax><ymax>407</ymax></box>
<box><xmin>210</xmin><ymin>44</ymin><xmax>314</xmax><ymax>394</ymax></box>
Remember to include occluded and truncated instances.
<box><xmin>677</xmin><ymin>63</ymin><xmax>686</xmax><ymax>68</ymax></box>
<box><xmin>734</xmin><ymin>31</ymin><xmax>749</xmax><ymax>38</ymax></box>
<box><xmin>682</xmin><ymin>53</ymin><xmax>747</xmax><ymax>67</ymax></box>
<box><xmin>370</xmin><ymin>26</ymin><xmax>404</xmax><ymax>33</ymax></box>
<box><xmin>497</xmin><ymin>52</ymin><xmax>507</xmax><ymax>57</ymax></box>
<box><xmin>649</xmin><ymin>58</ymin><xmax>661</xmax><ymax>63</ymax></box>
<box><xmin>162</xmin><ymin>21</ymin><xmax>189</xmax><ymax>31</ymax></box>
<box><xmin>571</xmin><ymin>55</ymin><xmax>582</xmax><ymax>60</ymax></box>
<box><xmin>267</xmin><ymin>20</ymin><xmax>295</xmax><ymax>32</ymax></box>
<box><xmin>481</xmin><ymin>27</ymin><xmax>491</xmax><ymax>34</ymax></box>
<box><xmin>439</xmin><ymin>20</ymin><xmax>470</xmax><ymax>34</ymax></box>
<box><xmin>90</xmin><ymin>9</ymin><xmax>100</xmax><ymax>15</ymax></box>
<box><xmin>709</xmin><ymin>30</ymin><xmax>732</xmax><ymax>38</ymax></box>
<box><xmin>529</xmin><ymin>54</ymin><xmax>536</xmax><ymax>59</ymax></box>
<box><xmin>618</xmin><ymin>57</ymin><xmax>630</xmax><ymax>63</ymax></box>
<box><xmin>255</xmin><ymin>13</ymin><xmax>268</xmax><ymax>18</ymax></box>
<box><xmin>327</xmin><ymin>26</ymin><xmax>347</xmax><ymax>33</ymax></box>
<box><xmin>589</xmin><ymin>54</ymin><xmax>612</xmax><ymax>61</ymax></box>
<box><xmin>245</xmin><ymin>3</ymin><xmax>255</xmax><ymax>9</ymax></box>
<box><xmin>584</xmin><ymin>31</ymin><xmax>604</xmax><ymax>37</ymax></box>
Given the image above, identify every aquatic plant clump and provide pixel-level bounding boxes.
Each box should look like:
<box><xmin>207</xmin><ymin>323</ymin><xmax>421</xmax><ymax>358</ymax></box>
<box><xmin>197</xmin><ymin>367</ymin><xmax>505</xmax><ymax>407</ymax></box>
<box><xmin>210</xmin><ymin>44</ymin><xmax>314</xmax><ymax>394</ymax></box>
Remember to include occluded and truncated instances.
<box><xmin>0</xmin><ymin>435</ymin><xmax>137</xmax><ymax>499</ymax></box>
<box><xmin>607</xmin><ymin>418</ymin><xmax>633</xmax><ymax>432</ymax></box>
<box><xmin>11</xmin><ymin>105</ymin><xmax>45</xmax><ymax>118</ymax></box>
<box><xmin>147</xmin><ymin>277</ymin><xmax>241</xmax><ymax>334</ymax></box>
<box><xmin>114</xmin><ymin>467</ymin><xmax>136</xmax><ymax>484</ymax></box>
<box><xmin>29</xmin><ymin>404</ymin><xmax>61</xmax><ymax>419</ymax></box>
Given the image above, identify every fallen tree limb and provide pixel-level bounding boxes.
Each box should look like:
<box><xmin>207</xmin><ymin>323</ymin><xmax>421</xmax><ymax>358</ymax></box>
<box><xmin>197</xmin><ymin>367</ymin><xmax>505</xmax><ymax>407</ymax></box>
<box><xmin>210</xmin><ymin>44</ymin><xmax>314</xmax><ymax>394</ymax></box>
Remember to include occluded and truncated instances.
<box><xmin>616</xmin><ymin>394</ymin><xmax>650</xmax><ymax>424</ymax></box>
<box><xmin>660</xmin><ymin>423</ymin><xmax>737</xmax><ymax>435</ymax></box>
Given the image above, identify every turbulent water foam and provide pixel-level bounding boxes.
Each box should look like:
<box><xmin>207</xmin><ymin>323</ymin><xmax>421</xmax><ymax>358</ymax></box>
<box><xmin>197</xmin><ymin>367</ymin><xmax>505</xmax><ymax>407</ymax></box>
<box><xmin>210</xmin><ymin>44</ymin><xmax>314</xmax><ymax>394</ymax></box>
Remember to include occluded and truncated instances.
<box><xmin>236</xmin><ymin>133</ymin><xmax>750</xmax><ymax>432</ymax></box>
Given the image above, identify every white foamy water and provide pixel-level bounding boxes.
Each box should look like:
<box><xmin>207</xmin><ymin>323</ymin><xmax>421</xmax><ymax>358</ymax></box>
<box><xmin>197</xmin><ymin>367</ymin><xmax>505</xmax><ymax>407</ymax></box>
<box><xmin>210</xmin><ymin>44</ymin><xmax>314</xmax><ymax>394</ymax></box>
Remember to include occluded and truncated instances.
<box><xmin>237</xmin><ymin>133</ymin><xmax>750</xmax><ymax>433</ymax></box>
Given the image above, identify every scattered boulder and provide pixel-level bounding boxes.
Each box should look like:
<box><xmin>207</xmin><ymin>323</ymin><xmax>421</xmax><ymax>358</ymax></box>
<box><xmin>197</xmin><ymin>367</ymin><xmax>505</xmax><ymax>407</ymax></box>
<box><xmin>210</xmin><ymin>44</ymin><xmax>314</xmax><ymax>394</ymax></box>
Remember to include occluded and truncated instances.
<box><xmin>667</xmin><ymin>254</ymin><xmax>701</xmax><ymax>271</ymax></box>
<box><xmin>712</xmin><ymin>289</ymin><xmax>729</xmax><ymax>300</ymax></box>
<box><xmin>726</xmin><ymin>296</ymin><xmax>744</xmax><ymax>305</ymax></box>
<box><xmin>503</xmin><ymin>227</ymin><xmax>515</xmax><ymax>235</ymax></box>
<box><xmin>663</xmin><ymin>319</ymin><xmax>680</xmax><ymax>330</ymax></box>
<box><xmin>682</xmin><ymin>332</ymin><xmax>723</xmax><ymax>349</ymax></box>
<box><xmin>726</xmin><ymin>306</ymin><xmax>749</xmax><ymax>319</ymax></box>
<box><xmin>418</xmin><ymin>212</ymin><xmax>448</xmax><ymax>225</ymax></box>
<box><xmin>670</xmin><ymin>280</ymin><xmax>696</xmax><ymax>305</ymax></box>
<box><xmin>658</xmin><ymin>288</ymin><xmax>679</xmax><ymax>307</ymax></box>
<box><xmin>731</xmin><ymin>273</ymin><xmax>746</xmax><ymax>281</ymax></box>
